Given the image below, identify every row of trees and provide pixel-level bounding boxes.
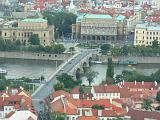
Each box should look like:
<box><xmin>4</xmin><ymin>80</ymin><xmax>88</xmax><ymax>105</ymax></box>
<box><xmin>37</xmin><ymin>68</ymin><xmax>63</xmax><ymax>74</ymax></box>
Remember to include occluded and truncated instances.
<box><xmin>0</xmin><ymin>38</ymin><xmax>65</xmax><ymax>54</ymax></box>
<box><xmin>0</xmin><ymin>75</ymin><xmax>37</xmax><ymax>93</ymax></box>
<box><xmin>100</xmin><ymin>40</ymin><xmax>160</xmax><ymax>56</ymax></box>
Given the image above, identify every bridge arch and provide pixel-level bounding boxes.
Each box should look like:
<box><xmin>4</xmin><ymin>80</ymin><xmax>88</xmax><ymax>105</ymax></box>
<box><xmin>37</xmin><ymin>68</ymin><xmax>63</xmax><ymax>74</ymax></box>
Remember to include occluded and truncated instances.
<box><xmin>82</xmin><ymin>62</ymin><xmax>88</xmax><ymax>73</ymax></box>
<box><xmin>75</xmin><ymin>68</ymin><xmax>81</xmax><ymax>80</ymax></box>
<box><xmin>89</xmin><ymin>57</ymin><xmax>92</xmax><ymax>66</ymax></box>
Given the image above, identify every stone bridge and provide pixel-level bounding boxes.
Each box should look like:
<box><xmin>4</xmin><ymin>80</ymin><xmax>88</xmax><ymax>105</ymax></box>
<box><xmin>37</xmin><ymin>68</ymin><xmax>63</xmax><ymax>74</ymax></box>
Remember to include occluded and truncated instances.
<box><xmin>68</xmin><ymin>53</ymin><xmax>93</xmax><ymax>80</ymax></box>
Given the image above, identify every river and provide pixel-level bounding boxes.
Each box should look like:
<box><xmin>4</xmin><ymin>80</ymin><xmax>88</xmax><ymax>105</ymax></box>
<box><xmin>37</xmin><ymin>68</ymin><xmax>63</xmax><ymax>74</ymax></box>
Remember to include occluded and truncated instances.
<box><xmin>0</xmin><ymin>58</ymin><xmax>159</xmax><ymax>85</ymax></box>
<box><xmin>82</xmin><ymin>63</ymin><xmax>160</xmax><ymax>85</ymax></box>
<box><xmin>0</xmin><ymin>58</ymin><xmax>62</xmax><ymax>79</ymax></box>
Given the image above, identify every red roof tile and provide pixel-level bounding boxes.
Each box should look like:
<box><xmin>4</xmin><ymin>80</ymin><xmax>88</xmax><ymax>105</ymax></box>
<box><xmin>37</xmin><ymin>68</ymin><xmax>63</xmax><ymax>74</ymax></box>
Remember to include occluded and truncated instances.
<box><xmin>126</xmin><ymin>109</ymin><xmax>160</xmax><ymax>120</ymax></box>
<box><xmin>77</xmin><ymin>116</ymin><xmax>99</xmax><ymax>120</ymax></box>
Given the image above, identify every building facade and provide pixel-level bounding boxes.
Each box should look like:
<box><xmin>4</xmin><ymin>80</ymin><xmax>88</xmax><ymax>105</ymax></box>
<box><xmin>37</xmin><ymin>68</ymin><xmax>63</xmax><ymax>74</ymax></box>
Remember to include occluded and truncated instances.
<box><xmin>0</xmin><ymin>18</ymin><xmax>54</xmax><ymax>46</ymax></box>
<box><xmin>72</xmin><ymin>14</ymin><xmax>127</xmax><ymax>42</ymax></box>
<box><xmin>134</xmin><ymin>23</ymin><xmax>160</xmax><ymax>46</ymax></box>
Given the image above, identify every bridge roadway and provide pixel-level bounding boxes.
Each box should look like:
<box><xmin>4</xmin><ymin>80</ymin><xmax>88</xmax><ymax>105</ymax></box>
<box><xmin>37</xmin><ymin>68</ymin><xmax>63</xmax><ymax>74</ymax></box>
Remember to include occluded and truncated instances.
<box><xmin>32</xmin><ymin>49</ymin><xmax>95</xmax><ymax>112</ymax></box>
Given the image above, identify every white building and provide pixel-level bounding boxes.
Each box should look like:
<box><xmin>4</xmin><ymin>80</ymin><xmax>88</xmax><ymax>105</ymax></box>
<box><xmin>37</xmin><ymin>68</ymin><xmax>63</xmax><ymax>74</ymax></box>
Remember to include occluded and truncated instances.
<box><xmin>134</xmin><ymin>22</ymin><xmax>160</xmax><ymax>46</ymax></box>
<box><xmin>91</xmin><ymin>85</ymin><xmax>120</xmax><ymax>100</ymax></box>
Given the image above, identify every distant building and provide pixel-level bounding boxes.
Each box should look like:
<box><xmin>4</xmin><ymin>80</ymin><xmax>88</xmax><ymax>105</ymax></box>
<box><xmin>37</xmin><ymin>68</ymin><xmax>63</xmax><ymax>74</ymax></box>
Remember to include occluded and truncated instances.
<box><xmin>134</xmin><ymin>22</ymin><xmax>160</xmax><ymax>46</ymax></box>
<box><xmin>72</xmin><ymin>14</ymin><xmax>127</xmax><ymax>42</ymax></box>
<box><xmin>0</xmin><ymin>18</ymin><xmax>54</xmax><ymax>46</ymax></box>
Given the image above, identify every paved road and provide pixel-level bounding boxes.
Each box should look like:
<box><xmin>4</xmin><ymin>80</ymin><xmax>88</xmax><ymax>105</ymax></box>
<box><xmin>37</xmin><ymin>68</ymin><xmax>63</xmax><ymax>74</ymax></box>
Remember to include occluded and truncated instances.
<box><xmin>32</xmin><ymin>49</ymin><xmax>95</xmax><ymax>112</ymax></box>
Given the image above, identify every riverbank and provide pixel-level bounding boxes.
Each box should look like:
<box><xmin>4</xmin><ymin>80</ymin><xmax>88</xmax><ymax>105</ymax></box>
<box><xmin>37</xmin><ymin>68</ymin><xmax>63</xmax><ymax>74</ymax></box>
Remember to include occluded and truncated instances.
<box><xmin>92</xmin><ymin>54</ymin><xmax>160</xmax><ymax>64</ymax></box>
<box><xmin>0</xmin><ymin>51</ymin><xmax>71</xmax><ymax>61</ymax></box>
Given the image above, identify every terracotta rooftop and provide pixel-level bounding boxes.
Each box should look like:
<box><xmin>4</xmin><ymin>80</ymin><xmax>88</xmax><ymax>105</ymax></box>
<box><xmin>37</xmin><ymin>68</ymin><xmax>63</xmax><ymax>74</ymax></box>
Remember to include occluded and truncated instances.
<box><xmin>126</xmin><ymin>109</ymin><xmax>160</xmax><ymax>120</ymax></box>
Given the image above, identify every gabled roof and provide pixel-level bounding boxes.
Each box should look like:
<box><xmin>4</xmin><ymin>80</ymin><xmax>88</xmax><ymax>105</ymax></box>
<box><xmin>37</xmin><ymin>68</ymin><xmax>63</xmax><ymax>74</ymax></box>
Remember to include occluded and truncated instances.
<box><xmin>93</xmin><ymin>85</ymin><xmax>120</xmax><ymax>93</ymax></box>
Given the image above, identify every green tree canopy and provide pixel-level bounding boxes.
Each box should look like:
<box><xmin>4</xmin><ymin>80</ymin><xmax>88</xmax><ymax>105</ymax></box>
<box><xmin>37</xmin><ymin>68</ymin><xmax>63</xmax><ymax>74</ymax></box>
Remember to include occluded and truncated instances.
<box><xmin>54</xmin><ymin>82</ymin><xmax>64</xmax><ymax>91</ymax></box>
<box><xmin>143</xmin><ymin>99</ymin><xmax>153</xmax><ymax>110</ymax></box>
<box><xmin>100</xmin><ymin>44</ymin><xmax>111</xmax><ymax>54</ymax></box>
<box><xmin>156</xmin><ymin>91</ymin><xmax>160</xmax><ymax>103</ymax></box>
<box><xmin>92</xmin><ymin>104</ymin><xmax>104</xmax><ymax>110</ymax></box>
<box><xmin>85</xmin><ymin>69</ymin><xmax>98</xmax><ymax>86</ymax></box>
<box><xmin>152</xmin><ymin>40</ymin><xmax>159</xmax><ymax>49</ymax></box>
<box><xmin>49</xmin><ymin>111</ymin><xmax>66</xmax><ymax>120</ymax></box>
<box><xmin>29</xmin><ymin>34</ymin><xmax>40</xmax><ymax>45</ymax></box>
<box><xmin>106</xmin><ymin>58</ymin><xmax>114</xmax><ymax>78</ymax></box>
<box><xmin>56</xmin><ymin>73</ymin><xmax>79</xmax><ymax>89</ymax></box>
<box><xmin>42</xmin><ymin>12</ymin><xmax>77</xmax><ymax>37</ymax></box>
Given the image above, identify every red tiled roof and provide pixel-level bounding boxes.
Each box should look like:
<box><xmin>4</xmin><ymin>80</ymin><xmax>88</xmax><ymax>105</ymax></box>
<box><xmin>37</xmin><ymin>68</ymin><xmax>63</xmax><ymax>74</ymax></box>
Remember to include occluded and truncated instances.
<box><xmin>93</xmin><ymin>85</ymin><xmax>120</xmax><ymax>93</ymax></box>
<box><xmin>52</xmin><ymin>90</ymin><xmax>70</xmax><ymax>98</ymax></box>
<box><xmin>77</xmin><ymin>116</ymin><xmax>99</xmax><ymax>120</ymax></box>
<box><xmin>126</xmin><ymin>109</ymin><xmax>160</xmax><ymax>120</ymax></box>
<box><xmin>122</xmin><ymin>82</ymin><xmax>157</xmax><ymax>89</ymax></box>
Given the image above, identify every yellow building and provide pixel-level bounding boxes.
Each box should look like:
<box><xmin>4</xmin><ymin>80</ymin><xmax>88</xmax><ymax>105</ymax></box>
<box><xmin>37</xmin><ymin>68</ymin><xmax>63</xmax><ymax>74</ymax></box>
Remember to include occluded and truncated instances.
<box><xmin>0</xmin><ymin>18</ymin><xmax>54</xmax><ymax>46</ymax></box>
<box><xmin>72</xmin><ymin>14</ymin><xmax>127</xmax><ymax>42</ymax></box>
<box><xmin>134</xmin><ymin>23</ymin><xmax>160</xmax><ymax>46</ymax></box>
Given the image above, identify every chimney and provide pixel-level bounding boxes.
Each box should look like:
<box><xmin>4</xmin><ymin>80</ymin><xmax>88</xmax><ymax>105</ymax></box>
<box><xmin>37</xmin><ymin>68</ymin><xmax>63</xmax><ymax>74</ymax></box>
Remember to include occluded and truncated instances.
<box><xmin>154</xmin><ymin>81</ymin><xmax>157</xmax><ymax>86</ymax></box>
<box><xmin>2</xmin><ymin>95</ymin><xmax>4</xmax><ymax>101</ymax></box>
<box><xmin>20</xmin><ymin>86</ymin><xmax>24</xmax><ymax>90</ymax></box>
<box><xmin>79</xmin><ymin>109</ymin><xmax>82</xmax><ymax>116</ymax></box>
<box><xmin>142</xmin><ymin>81</ymin><xmax>144</xmax><ymax>85</ymax></box>
<box><xmin>134</xmin><ymin>80</ymin><xmax>136</xmax><ymax>85</ymax></box>
<box><xmin>6</xmin><ymin>86</ymin><xmax>9</xmax><ymax>94</ymax></box>
<box><xmin>98</xmin><ymin>110</ymin><xmax>102</xmax><ymax>117</ymax></box>
<box><xmin>60</xmin><ymin>95</ymin><xmax>66</xmax><ymax>113</ymax></box>
<box><xmin>110</xmin><ymin>98</ymin><xmax>113</xmax><ymax>104</ymax></box>
<box><xmin>126</xmin><ymin>106</ymin><xmax>129</xmax><ymax>112</ymax></box>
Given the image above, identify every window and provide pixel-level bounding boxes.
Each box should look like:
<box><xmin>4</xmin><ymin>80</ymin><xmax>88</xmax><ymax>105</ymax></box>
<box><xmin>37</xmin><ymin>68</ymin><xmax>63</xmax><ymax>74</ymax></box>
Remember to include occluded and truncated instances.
<box><xmin>18</xmin><ymin>33</ymin><xmax>20</xmax><ymax>36</ymax></box>
<box><xmin>157</xmin><ymin>32</ymin><xmax>158</xmax><ymax>35</ymax></box>
<box><xmin>44</xmin><ymin>33</ymin><xmax>46</xmax><ymax>37</ymax></box>
<box><xmin>13</xmin><ymin>32</ymin><xmax>15</xmax><ymax>36</ymax></box>
<box><xmin>150</xmin><ymin>37</ymin><xmax>152</xmax><ymax>40</ymax></box>
<box><xmin>143</xmin><ymin>36</ymin><xmax>144</xmax><ymax>39</ymax></box>
<box><xmin>150</xmin><ymin>32</ymin><xmax>152</xmax><ymax>35</ymax></box>
<box><xmin>147</xmin><ymin>32</ymin><xmax>149</xmax><ymax>35</ymax></box>
<box><xmin>147</xmin><ymin>37</ymin><xmax>148</xmax><ymax>39</ymax></box>
<box><xmin>44</xmin><ymin>40</ymin><xmax>45</xmax><ymax>42</ymax></box>
<box><xmin>5</xmin><ymin>33</ymin><xmax>7</xmax><ymax>36</ymax></box>
<box><xmin>153</xmin><ymin>32</ymin><xmax>155</xmax><ymax>35</ymax></box>
<box><xmin>143</xmin><ymin>31</ymin><xmax>144</xmax><ymax>34</ymax></box>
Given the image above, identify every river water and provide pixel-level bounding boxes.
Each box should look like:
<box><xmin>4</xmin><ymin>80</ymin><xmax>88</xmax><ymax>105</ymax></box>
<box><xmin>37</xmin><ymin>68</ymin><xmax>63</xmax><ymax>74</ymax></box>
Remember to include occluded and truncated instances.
<box><xmin>0</xmin><ymin>58</ymin><xmax>159</xmax><ymax>85</ymax></box>
<box><xmin>82</xmin><ymin>63</ymin><xmax>160</xmax><ymax>85</ymax></box>
<box><xmin>0</xmin><ymin>58</ymin><xmax>62</xmax><ymax>79</ymax></box>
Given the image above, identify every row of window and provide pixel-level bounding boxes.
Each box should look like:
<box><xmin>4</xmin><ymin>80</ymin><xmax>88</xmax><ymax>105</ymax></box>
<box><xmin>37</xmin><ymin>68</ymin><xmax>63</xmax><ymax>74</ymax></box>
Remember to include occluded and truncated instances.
<box><xmin>96</xmin><ymin>93</ymin><xmax>119</xmax><ymax>97</ymax></box>
<box><xmin>136</xmin><ymin>36</ymin><xmax>160</xmax><ymax>40</ymax></box>
<box><xmin>4</xmin><ymin>32</ymin><xmax>46</xmax><ymax>37</ymax></box>
<box><xmin>136</xmin><ymin>31</ymin><xmax>160</xmax><ymax>35</ymax></box>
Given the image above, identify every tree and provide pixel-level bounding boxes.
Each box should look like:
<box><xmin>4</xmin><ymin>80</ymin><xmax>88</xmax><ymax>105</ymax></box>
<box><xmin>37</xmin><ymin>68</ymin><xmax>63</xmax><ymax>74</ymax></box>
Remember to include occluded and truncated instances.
<box><xmin>49</xmin><ymin>111</ymin><xmax>66</xmax><ymax>120</ymax></box>
<box><xmin>92</xmin><ymin>104</ymin><xmax>104</xmax><ymax>110</ymax></box>
<box><xmin>156</xmin><ymin>91</ymin><xmax>160</xmax><ymax>103</ymax></box>
<box><xmin>100</xmin><ymin>44</ymin><xmax>111</xmax><ymax>54</ymax></box>
<box><xmin>122</xmin><ymin>45</ymin><xmax>128</xmax><ymax>55</ymax></box>
<box><xmin>56</xmin><ymin>73</ymin><xmax>79</xmax><ymax>88</ymax></box>
<box><xmin>143</xmin><ymin>99</ymin><xmax>153</xmax><ymax>110</ymax></box>
<box><xmin>85</xmin><ymin>69</ymin><xmax>98</xmax><ymax>86</ymax></box>
<box><xmin>106</xmin><ymin>58</ymin><xmax>114</xmax><ymax>78</ymax></box>
<box><xmin>152</xmin><ymin>40</ymin><xmax>158</xmax><ymax>48</ymax></box>
<box><xmin>28</xmin><ymin>34</ymin><xmax>40</xmax><ymax>45</ymax></box>
<box><xmin>54</xmin><ymin>82</ymin><xmax>64</xmax><ymax>91</ymax></box>
<box><xmin>79</xmin><ymin>86</ymin><xmax>84</xmax><ymax>95</ymax></box>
